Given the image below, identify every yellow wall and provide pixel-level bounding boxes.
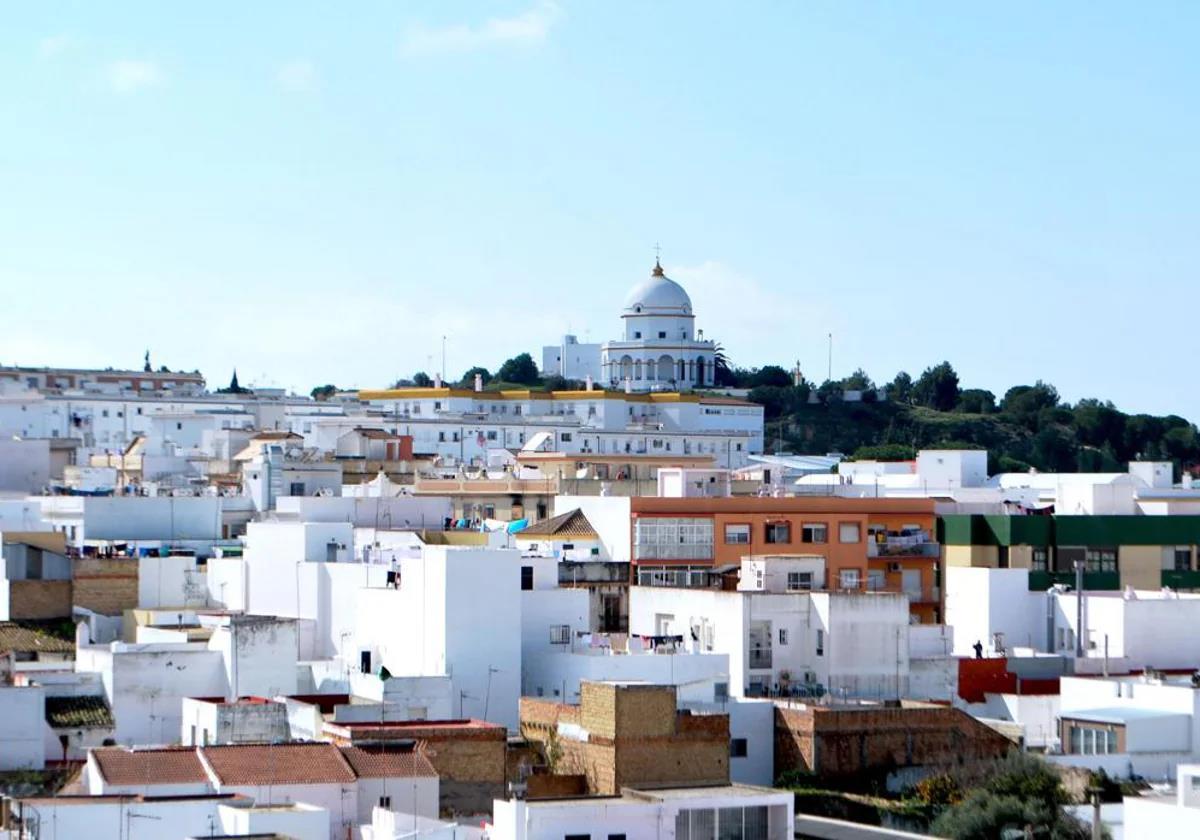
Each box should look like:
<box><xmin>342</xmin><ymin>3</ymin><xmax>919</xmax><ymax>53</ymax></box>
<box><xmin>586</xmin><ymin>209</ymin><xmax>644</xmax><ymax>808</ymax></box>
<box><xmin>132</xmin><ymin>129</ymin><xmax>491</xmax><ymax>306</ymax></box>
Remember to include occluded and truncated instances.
<box><xmin>944</xmin><ymin>545</ymin><xmax>998</xmax><ymax>568</ymax></box>
<box><xmin>1119</xmin><ymin>545</ymin><xmax>1164</xmax><ymax>590</ymax></box>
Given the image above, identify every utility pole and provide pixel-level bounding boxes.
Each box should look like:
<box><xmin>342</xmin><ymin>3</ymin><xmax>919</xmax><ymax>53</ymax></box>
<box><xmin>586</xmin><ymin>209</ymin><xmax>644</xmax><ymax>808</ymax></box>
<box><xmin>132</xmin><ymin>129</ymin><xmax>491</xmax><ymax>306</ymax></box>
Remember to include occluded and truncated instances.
<box><xmin>1074</xmin><ymin>560</ymin><xmax>1085</xmax><ymax>658</ymax></box>
<box><xmin>827</xmin><ymin>333</ymin><xmax>832</xmax><ymax>382</ymax></box>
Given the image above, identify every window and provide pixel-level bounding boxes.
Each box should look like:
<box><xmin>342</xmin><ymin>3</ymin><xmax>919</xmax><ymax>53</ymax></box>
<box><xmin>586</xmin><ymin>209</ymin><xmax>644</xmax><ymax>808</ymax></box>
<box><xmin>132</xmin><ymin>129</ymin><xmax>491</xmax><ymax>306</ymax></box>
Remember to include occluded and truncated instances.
<box><xmin>520</xmin><ymin>566</ymin><xmax>534</xmax><ymax>590</ymax></box>
<box><xmin>634</xmin><ymin>331</ymin><xmax>642</xmax><ymax>339</ymax></box>
<box><xmin>136</xmin><ymin>407</ymin><xmax>142</xmax><ymax>415</ymax></box>
<box><xmin>634</xmin><ymin>517</ymin><xmax>714</xmax><ymax>560</ymax></box>
<box><xmin>487</xmin><ymin>430</ymin><xmax>498</xmax><ymax>440</ymax></box>
<box><xmin>484</xmin><ymin>504</ymin><xmax>496</xmax><ymax>518</ymax></box>
<box><xmin>778</xmin><ymin>628</ymin><xmax>789</xmax><ymax>645</ymax></box>
<box><xmin>1067</xmin><ymin>724</ymin><xmax>1118</xmax><ymax>755</ymax></box>
<box><xmin>714</xmin><ymin>681</ymin><xmax>729</xmax><ymax>702</ymax></box>
<box><xmin>1032</xmin><ymin>547</ymin><xmax>1049</xmax><ymax>571</ymax></box>
<box><xmin>801</xmin><ymin>523</ymin><xmax>828</xmax><ymax>544</ymax></box>
<box><xmin>378</xmin><ymin>796</ymin><xmax>391</xmax><ymax>808</ymax></box>
<box><xmin>560</xmin><ymin>433</ymin><xmax>572</xmax><ymax>442</ymax></box>
<box><xmin>101</xmin><ymin>409</ymin><xmax>109</xmax><ymax>418</ymax></box>
<box><xmin>658</xmin><ymin>331</ymin><xmax>667</xmax><ymax>339</ymax></box>
<box><xmin>289</xmin><ymin>482</ymin><xmax>305</xmax><ymax>496</ymax></box>
<box><xmin>438</xmin><ymin>431</ymin><xmax>446</xmax><ymax>442</ymax></box>
<box><xmin>764</xmin><ymin>521</ymin><xmax>790</xmax><ymax>544</ymax></box>
<box><xmin>729</xmin><ymin>738</ymin><xmax>748</xmax><ymax>758</ymax></box>
<box><xmin>816</xmin><ymin>629</ymin><xmax>825</xmax><ymax>656</ymax></box>
<box><xmin>609</xmin><ymin>835</ymin><xmax>627</xmax><ymax>840</ymax></box>
<box><xmin>565</xmin><ymin>835</ymin><xmax>591</xmax><ymax>840</ymax></box>
<box><xmin>839</xmin><ymin>569</ymin><xmax>861</xmax><ymax>590</ymax></box>
<box><xmin>724</xmin><ymin>524</ymin><xmax>750</xmax><ymax>544</ymax></box>
<box><xmin>838</xmin><ymin>522</ymin><xmax>861</xmax><ymax>543</ymax></box>
<box><xmin>786</xmin><ymin>571</ymin><xmax>813</xmax><ymax>591</ymax></box>
<box><xmin>1085</xmin><ymin>547</ymin><xmax>1118</xmax><ymax>573</ymax></box>
<box><xmin>1175</xmin><ymin>547</ymin><xmax>1192</xmax><ymax>572</ymax></box>
<box><xmin>176</xmin><ymin>422</ymin><xmax>182</xmax><ymax>430</ymax></box>
<box><xmin>549</xmin><ymin>624</ymin><xmax>570</xmax><ymax>644</ymax></box>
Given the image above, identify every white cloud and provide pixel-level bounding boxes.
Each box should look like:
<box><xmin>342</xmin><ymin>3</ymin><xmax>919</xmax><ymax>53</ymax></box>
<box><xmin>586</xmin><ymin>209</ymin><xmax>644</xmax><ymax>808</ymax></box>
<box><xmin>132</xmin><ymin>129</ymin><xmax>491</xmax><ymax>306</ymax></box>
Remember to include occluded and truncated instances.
<box><xmin>38</xmin><ymin>34</ymin><xmax>75</xmax><ymax>60</ymax></box>
<box><xmin>399</xmin><ymin>1</ymin><xmax>561</xmax><ymax>56</ymax></box>
<box><xmin>107</xmin><ymin>59</ymin><xmax>164</xmax><ymax>93</ymax></box>
<box><xmin>276</xmin><ymin>60</ymin><xmax>318</xmax><ymax>92</ymax></box>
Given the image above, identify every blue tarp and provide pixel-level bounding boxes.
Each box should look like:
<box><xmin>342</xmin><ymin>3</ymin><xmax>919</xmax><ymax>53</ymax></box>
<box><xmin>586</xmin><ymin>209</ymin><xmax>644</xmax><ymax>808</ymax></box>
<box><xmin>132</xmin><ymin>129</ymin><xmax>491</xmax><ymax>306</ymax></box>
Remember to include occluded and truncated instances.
<box><xmin>506</xmin><ymin>518</ymin><xmax>529</xmax><ymax>534</ymax></box>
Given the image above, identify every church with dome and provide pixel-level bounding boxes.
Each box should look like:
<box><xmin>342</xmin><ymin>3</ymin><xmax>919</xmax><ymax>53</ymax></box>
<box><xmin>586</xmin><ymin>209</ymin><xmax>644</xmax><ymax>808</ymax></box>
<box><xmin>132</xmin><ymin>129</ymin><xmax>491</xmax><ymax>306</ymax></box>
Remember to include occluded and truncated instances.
<box><xmin>540</xmin><ymin>260</ymin><xmax>718</xmax><ymax>392</ymax></box>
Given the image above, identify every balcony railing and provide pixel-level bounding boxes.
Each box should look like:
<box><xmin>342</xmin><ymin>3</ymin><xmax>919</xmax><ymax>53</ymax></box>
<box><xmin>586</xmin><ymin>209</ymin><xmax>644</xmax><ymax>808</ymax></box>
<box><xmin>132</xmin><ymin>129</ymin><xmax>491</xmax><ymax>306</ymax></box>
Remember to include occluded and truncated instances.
<box><xmin>748</xmin><ymin>648</ymin><xmax>773</xmax><ymax>669</ymax></box>
<box><xmin>867</xmin><ymin>538</ymin><xmax>940</xmax><ymax>558</ymax></box>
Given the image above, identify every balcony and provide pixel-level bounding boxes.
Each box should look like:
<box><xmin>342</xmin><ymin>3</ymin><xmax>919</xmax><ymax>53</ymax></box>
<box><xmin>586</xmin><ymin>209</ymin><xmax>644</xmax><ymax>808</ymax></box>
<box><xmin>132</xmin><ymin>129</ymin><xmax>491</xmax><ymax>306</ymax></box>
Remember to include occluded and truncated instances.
<box><xmin>867</xmin><ymin>536</ymin><xmax>940</xmax><ymax>558</ymax></box>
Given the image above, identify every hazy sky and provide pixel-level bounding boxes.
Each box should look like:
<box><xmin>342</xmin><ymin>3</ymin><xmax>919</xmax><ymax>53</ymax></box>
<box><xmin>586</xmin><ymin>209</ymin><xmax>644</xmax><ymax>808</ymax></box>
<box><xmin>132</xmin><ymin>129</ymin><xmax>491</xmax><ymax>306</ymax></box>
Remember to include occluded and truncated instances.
<box><xmin>2</xmin><ymin>3</ymin><xmax>1197</xmax><ymax>417</ymax></box>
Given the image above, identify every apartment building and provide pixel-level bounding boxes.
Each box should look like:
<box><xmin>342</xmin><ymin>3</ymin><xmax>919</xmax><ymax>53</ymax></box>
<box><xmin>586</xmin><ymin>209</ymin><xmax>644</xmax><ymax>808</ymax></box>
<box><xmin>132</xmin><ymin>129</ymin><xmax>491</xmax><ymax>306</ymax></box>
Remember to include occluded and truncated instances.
<box><xmin>631</xmin><ymin>496</ymin><xmax>942</xmax><ymax>622</ymax></box>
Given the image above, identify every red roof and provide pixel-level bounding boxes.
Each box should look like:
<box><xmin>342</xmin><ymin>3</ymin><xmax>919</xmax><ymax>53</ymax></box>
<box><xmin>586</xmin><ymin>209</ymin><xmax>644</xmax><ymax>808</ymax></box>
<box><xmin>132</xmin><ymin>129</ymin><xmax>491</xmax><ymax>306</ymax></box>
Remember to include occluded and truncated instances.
<box><xmin>338</xmin><ymin>746</ymin><xmax>437</xmax><ymax>778</ymax></box>
<box><xmin>92</xmin><ymin>748</ymin><xmax>207</xmax><ymax>787</ymax></box>
<box><xmin>201</xmin><ymin>743</ymin><xmax>356</xmax><ymax>786</ymax></box>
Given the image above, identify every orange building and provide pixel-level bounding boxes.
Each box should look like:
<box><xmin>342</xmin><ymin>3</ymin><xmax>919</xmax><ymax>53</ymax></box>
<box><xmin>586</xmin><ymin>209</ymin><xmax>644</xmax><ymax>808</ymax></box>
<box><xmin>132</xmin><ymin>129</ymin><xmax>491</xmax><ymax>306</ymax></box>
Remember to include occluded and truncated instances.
<box><xmin>630</xmin><ymin>496</ymin><xmax>942</xmax><ymax>622</ymax></box>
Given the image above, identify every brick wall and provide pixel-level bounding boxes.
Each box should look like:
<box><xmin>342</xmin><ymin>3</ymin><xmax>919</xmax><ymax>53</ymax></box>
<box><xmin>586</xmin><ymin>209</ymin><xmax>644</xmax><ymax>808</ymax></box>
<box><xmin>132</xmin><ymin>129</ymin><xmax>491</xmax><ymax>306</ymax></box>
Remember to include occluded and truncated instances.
<box><xmin>72</xmin><ymin>558</ymin><xmax>138</xmax><ymax>615</ymax></box>
<box><xmin>526</xmin><ymin>773</ymin><xmax>586</xmax><ymax>799</ymax></box>
<box><xmin>8</xmin><ymin>580</ymin><xmax>72</xmax><ymax>619</ymax></box>
<box><xmin>775</xmin><ymin>704</ymin><xmax>1014</xmax><ymax>779</ymax></box>
<box><xmin>521</xmin><ymin>684</ymin><xmax>730</xmax><ymax>796</ymax></box>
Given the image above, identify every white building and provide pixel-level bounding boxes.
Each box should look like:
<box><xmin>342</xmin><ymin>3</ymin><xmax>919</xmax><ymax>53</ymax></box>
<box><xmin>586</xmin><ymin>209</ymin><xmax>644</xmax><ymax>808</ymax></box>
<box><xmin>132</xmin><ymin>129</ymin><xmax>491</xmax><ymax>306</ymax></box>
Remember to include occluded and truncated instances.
<box><xmin>629</xmin><ymin>582</ymin><xmax>913</xmax><ymax>700</ymax></box>
<box><xmin>600</xmin><ymin>261</ymin><xmax>718</xmax><ymax>391</ymax></box>
<box><xmin>541</xmin><ymin>334</ymin><xmax>603</xmax><ymax>382</ymax></box>
<box><xmin>13</xmin><ymin>793</ymin><xmax>330</xmax><ymax>840</ymax></box>
<box><xmin>84</xmin><ymin>741</ymin><xmax>438</xmax><ymax>839</ymax></box>
<box><xmin>945</xmin><ymin>566</ymin><xmax>1200</xmax><ymax>668</ymax></box>
<box><xmin>488</xmin><ymin>784</ymin><xmax>793</xmax><ymax>840</ymax></box>
<box><xmin>352</xmin><ymin>546</ymin><xmax>522</xmax><ymax>729</ymax></box>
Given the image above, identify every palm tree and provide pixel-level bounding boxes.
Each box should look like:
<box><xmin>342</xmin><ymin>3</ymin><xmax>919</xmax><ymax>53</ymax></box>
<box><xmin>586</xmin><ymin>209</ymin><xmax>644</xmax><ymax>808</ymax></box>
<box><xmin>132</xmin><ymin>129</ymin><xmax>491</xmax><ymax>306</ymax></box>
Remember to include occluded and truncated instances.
<box><xmin>713</xmin><ymin>343</ymin><xmax>734</xmax><ymax>387</ymax></box>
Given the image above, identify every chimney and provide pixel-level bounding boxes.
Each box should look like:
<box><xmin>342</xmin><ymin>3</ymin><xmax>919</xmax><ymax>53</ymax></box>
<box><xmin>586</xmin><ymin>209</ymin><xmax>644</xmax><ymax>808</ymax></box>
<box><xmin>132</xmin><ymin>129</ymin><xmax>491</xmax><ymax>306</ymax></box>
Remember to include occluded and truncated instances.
<box><xmin>585</xmin><ymin>375</ymin><xmax>593</xmax><ymax>392</ymax></box>
<box><xmin>624</xmin><ymin>377</ymin><xmax>632</xmax><ymax>394</ymax></box>
<box><xmin>474</xmin><ymin>374</ymin><xmax>483</xmax><ymax>392</ymax></box>
<box><xmin>434</xmin><ymin>372</ymin><xmax>442</xmax><ymax>388</ymax></box>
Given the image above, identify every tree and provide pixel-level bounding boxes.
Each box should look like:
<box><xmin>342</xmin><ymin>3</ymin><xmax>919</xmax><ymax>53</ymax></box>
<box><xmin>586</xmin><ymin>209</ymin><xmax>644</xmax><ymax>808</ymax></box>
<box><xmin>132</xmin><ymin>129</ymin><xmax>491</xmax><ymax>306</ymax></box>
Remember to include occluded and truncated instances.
<box><xmin>931</xmin><ymin>753</ymin><xmax>1095</xmax><ymax>840</ymax></box>
<box><xmin>841</xmin><ymin>368</ymin><xmax>874</xmax><ymax>392</ymax></box>
<box><xmin>412</xmin><ymin>371</ymin><xmax>433</xmax><ymax>387</ymax></box>
<box><xmin>956</xmin><ymin>388</ymin><xmax>996</xmax><ymax>414</ymax></box>
<box><xmin>712</xmin><ymin>344</ymin><xmax>737</xmax><ymax>387</ymax></box>
<box><xmin>217</xmin><ymin>369</ymin><xmax>249</xmax><ymax>394</ymax></box>
<box><xmin>143</xmin><ymin>350</ymin><xmax>151</xmax><ymax>373</ymax></box>
<box><xmin>749</xmin><ymin>365</ymin><xmax>793</xmax><ymax>388</ymax></box>
<box><xmin>460</xmin><ymin>366</ymin><xmax>492</xmax><ymax>388</ymax></box>
<box><xmin>887</xmin><ymin>371</ymin><xmax>914</xmax><ymax>404</ymax></box>
<box><xmin>497</xmin><ymin>353</ymin><xmax>540</xmax><ymax>385</ymax></box>
<box><xmin>912</xmin><ymin>362</ymin><xmax>960</xmax><ymax>412</ymax></box>
<box><xmin>310</xmin><ymin>384</ymin><xmax>337</xmax><ymax>401</ymax></box>
<box><xmin>1000</xmin><ymin>382</ymin><xmax>1060</xmax><ymax>429</ymax></box>
<box><xmin>851</xmin><ymin>443</ymin><xmax>916</xmax><ymax>461</ymax></box>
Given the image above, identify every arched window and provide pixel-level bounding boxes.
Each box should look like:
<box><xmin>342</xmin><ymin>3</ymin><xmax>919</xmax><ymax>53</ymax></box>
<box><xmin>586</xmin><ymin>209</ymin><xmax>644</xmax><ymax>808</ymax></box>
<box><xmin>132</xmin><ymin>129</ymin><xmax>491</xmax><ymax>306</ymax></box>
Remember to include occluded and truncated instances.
<box><xmin>657</xmin><ymin>355</ymin><xmax>675</xmax><ymax>381</ymax></box>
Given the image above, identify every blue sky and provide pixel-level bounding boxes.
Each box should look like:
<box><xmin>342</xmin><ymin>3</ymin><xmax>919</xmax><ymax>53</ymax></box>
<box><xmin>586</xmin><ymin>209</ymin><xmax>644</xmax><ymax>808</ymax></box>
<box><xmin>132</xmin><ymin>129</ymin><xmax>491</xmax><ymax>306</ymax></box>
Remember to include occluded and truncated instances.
<box><xmin>1</xmin><ymin>2</ymin><xmax>1197</xmax><ymax>417</ymax></box>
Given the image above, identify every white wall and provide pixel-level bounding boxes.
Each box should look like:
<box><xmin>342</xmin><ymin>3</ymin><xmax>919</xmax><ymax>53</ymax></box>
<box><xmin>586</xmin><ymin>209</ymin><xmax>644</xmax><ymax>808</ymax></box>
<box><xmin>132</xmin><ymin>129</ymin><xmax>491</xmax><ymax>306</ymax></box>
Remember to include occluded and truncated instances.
<box><xmin>552</xmin><ymin>496</ymin><xmax>631</xmax><ymax>563</ymax></box>
<box><xmin>218</xmin><ymin>802</ymin><xmax>329</xmax><ymax>840</ymax></box>
<box><xmin>945</xmin><ymin>567</ymin><xmax>1045</xmax><ymax>656</ymax></box>
<box><xmin>354</xmin><ymin>546</ymin><xmax>522</xmax><ymax>729</ymax></box>
<box><xmin>0</xmin><ymin>438</ymin><xmax>51</xmax><ymax>492</ymax></box>
<box><xmin>0</xmin><ymin>685</ymin><xmax>45</xmax><ymax>769</ymax></box>
<box><xmin>523</xmin><ymin>650</ymin><xmax>730</xmax><ymax>706</ymax></box>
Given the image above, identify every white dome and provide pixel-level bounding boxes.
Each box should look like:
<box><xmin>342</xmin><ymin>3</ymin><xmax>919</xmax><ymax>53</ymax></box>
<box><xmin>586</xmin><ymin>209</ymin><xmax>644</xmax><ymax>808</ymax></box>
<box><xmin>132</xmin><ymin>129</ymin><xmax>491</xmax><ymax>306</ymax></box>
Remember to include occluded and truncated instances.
<box><xmin>622</xmin><ymin>262</ymin><xmax>692</xmax><ymax>314</ymax></box>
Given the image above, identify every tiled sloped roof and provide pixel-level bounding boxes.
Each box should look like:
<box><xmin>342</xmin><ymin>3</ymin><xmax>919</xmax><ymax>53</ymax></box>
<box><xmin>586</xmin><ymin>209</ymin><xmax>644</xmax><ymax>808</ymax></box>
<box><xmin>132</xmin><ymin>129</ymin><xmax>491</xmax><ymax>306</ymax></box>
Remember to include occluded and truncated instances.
<box><xmin>0</xmin><ymin>623</ymin><xmax>75</xmax><ymax>655</ymax></box>
<box><xmin>338</xmin><ymin>746</ymin><xmax>438</xmax><ymax>779</ymax></box>
<box><xmin>46</xmin><ymin>695</ymin><xmax>114</xmax><ymax>729</ymax></box>
<box><xmin>92</xmin><ymin>748</ymin><xmax>208</xmax><ymax>786</ymax></box>
<box><xmin>517</xmin><ymin>508</ymin><xmax>596</xmax><ymax>539</ymax></box>
<box><xmin>200</xmin><ymin>743</ymin><xmax>356</xmax><ymax>785</ymax></box>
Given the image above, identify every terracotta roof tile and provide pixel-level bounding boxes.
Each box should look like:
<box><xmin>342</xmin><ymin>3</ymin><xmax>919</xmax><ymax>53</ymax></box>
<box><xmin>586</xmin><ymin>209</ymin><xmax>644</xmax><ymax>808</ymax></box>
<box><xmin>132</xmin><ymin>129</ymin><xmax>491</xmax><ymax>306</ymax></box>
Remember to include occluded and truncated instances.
<box><xmin>46</xmin><ymin>695</ymin><xmax>114</xmax><ymax>729</ymax></box>
<box><xmin>517</xmin><ymin>508</ymin><xmax>596</xmax><ymax>539</ymax></box>
<box><xmin>201</xmin><ymin>743</ymin><xmax>356</xmax><ymax>785</ymax></box>
<box><xmin>92</xmin><ymin>748</ymin><xmax>207</xmax><ymax>787</ymax></box>
<box><xmin>338</xmin><ymin>746</ymin><xmax>438</xmax><ymax>778</ymax></box>
<box><xmin>0</xmin><ymin>623</ymin><xmax>75</xmax><ymax>655</ymax></box>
